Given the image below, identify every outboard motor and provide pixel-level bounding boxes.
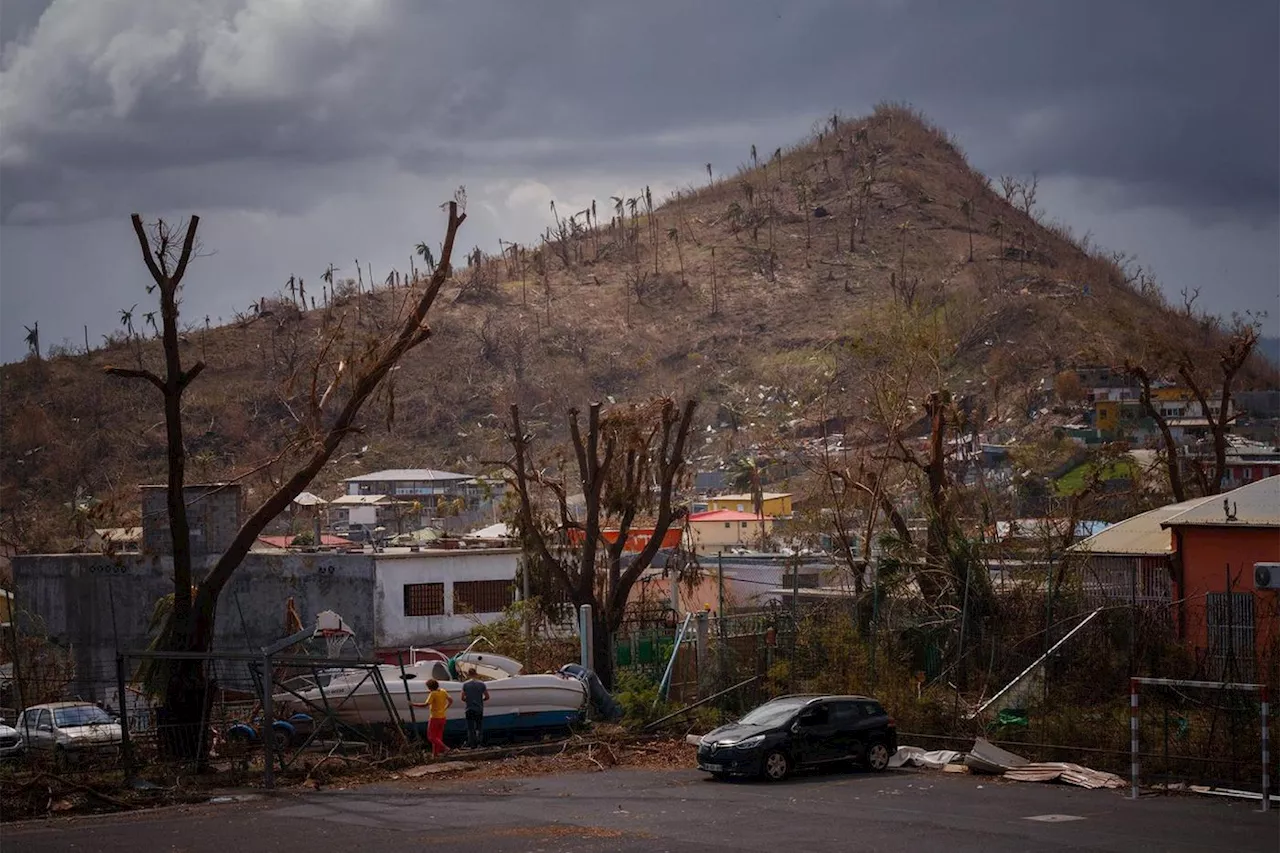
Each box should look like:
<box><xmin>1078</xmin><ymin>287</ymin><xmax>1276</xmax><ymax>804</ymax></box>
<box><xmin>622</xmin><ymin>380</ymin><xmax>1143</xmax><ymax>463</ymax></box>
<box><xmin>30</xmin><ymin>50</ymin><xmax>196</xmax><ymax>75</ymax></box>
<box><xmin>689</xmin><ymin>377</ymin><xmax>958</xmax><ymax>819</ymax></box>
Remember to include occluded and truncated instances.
<box><xmin>559</xmin><ymin>663</ymin><xmax>623</xmax><ymax>721</ymax></box>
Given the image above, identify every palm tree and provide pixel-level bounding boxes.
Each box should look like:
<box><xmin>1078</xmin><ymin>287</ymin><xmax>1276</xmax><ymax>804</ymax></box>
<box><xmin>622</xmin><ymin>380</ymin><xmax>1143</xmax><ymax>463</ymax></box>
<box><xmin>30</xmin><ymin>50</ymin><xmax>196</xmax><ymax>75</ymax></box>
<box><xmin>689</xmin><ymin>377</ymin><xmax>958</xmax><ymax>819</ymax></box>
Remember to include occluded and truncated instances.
<box><xmin>321</xmin><ymin>264</ymin><xmax>337</xmax><ymax>286</ymax></box>
<box><xmin>119</xmin><ymin>304</ymin><xmax>137</xmax><ymax>339</ymax></box>
<box><xmin>705</xmin><ymin>163</ymin><xmax>713</xmax><ymax>186</ymax></box>
<box><xmin>667</xmin><ymin>227</ymin><xmax>686</xmax><ymax>286</ymax></box>
<box><xmin>750</xmin><ymin>144</ymin><xmax>758</xmax><ymax>169</ymax></box>
<box><xmin>611</xmin><ymin>196</ymin><xmax>624</xmax><ymax>237</ymax></box>
<box><xmin>23</xmin><ymin>322</ymin><xmax>38</xmax><ymax>359</ymax></box>
<box><xmin>144</xmin><ymin>311</ymin><xmax>159</xmax><ymax>338</ymax></box>
<box><xmin>730</xmin><ymin>456</ymin><xmax>767</xmax><ymax>547</ymax></box>
<box><xmin>415</xmin><ymin>241</ymin><xmax>436</xmax><ymax>273</ymax></box>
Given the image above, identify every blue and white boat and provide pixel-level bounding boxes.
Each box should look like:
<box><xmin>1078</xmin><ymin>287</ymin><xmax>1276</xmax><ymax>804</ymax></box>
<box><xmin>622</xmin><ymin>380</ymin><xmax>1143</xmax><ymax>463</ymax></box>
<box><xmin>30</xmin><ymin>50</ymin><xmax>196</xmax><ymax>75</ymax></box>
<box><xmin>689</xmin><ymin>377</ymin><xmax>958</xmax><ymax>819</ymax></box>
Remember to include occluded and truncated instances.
<box><xmin>275</xmin><ymin>649</ymin><xmax>588</xmax><ymax>736</ymax></box>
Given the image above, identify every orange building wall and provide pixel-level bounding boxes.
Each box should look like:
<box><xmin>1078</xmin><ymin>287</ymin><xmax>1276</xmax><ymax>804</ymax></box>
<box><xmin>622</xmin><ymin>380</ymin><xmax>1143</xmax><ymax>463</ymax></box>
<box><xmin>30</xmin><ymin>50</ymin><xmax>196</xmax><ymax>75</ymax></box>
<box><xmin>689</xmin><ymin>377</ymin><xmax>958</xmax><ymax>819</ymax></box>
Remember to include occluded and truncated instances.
<box><xmin>1175</xmin><ymin>525</ymin><xmax>1280</xmax><ymax>673</ymax></box>
<box><xmin>565</xmin><ymin>527</ymin><xmax>683</xmax><ymax>553</ymax></box>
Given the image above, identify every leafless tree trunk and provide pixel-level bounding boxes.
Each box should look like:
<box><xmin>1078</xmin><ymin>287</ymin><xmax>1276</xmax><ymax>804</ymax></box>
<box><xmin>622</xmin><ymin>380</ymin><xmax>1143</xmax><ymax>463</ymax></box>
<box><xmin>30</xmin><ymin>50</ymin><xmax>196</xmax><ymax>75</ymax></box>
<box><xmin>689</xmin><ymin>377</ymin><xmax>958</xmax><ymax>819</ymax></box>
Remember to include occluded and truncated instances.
<box><xmin>109</xmin><ymin>201</ymin><xmax>467</xmax><ymax>759</ymax></box>
<box><xmin>507</xmin><ymin>398</ymin><xmax>696</xmax><ymax>688</ymax></box>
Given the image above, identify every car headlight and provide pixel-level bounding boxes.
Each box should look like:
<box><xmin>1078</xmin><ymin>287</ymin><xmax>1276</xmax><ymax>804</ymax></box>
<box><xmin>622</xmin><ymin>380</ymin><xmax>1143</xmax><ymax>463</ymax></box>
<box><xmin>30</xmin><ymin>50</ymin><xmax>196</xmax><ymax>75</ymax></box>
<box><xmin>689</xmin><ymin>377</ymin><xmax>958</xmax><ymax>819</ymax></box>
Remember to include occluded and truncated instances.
<box><xmin>734</xmin><ymin>735</ymin><xmax>765</xmax><ymax>749</ymax></box>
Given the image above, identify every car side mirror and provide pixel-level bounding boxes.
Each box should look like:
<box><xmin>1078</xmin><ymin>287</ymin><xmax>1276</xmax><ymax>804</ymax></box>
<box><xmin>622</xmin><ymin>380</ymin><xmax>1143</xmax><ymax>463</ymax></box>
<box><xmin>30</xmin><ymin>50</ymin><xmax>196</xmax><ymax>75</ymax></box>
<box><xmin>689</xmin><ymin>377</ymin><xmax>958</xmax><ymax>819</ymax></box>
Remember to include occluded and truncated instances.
<box><xmin>790</xmin><ymin>720</ymin><xmax>801</xmax><ymax>734</ymax></box>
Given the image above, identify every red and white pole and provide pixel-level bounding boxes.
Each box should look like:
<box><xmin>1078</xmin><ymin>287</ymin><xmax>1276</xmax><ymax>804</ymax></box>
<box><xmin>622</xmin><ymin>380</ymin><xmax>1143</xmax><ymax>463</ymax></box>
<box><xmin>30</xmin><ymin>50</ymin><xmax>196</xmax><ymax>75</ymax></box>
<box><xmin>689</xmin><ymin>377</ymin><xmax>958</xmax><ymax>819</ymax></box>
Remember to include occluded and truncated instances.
<box><xmin>1130</xmin><ymin>677</ymin><xmax>1140</xmax><ymax>800</ymax></box>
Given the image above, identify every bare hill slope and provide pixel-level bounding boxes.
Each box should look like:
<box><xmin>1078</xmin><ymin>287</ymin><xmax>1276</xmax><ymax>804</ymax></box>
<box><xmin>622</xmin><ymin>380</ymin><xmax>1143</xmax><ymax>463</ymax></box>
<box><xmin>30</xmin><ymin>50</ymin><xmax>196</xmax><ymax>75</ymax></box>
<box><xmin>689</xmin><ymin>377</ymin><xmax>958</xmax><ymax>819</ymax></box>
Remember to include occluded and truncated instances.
<box><xmin>1</xmin><ymin>105</ymin><xmax>1264</xmax><ymax>550</ymax></box>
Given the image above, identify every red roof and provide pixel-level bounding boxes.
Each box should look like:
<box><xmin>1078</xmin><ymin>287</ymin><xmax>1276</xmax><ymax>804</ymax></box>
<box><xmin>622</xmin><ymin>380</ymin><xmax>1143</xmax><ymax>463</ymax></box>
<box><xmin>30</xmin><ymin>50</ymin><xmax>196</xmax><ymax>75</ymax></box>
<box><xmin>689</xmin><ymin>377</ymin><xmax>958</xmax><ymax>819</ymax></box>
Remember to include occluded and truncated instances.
<box><xmin>687</xmin><ymin>510</ymin><xmax>771</xmax><ymax>522</ymax></box>
<box><xmin>257</xmin><ymin>534</ymin><xmax>354</xmax><ymax>548</ymax></box>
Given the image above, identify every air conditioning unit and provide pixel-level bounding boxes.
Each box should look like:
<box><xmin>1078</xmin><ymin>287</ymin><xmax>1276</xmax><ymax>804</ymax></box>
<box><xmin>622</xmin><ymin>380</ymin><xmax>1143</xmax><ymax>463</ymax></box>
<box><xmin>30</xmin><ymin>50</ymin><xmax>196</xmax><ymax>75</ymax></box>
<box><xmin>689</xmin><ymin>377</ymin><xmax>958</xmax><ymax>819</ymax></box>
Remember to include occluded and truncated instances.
<box><xmin>1255</xmin><ymin>563</ymin><xmax>1280</xmax><ymax>590</ymax></box>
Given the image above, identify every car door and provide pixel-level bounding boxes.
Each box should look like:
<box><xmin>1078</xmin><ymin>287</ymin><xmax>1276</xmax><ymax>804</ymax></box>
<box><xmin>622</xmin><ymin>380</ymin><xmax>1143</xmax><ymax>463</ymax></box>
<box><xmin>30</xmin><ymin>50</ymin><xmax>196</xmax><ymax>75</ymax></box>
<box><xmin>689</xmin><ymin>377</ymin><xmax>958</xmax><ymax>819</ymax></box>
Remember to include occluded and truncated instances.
<box><xmin>18</xmin><ymin>711</ymin><xmax>36</xmax><ymax>749</ymax></box>
<box><xmin>791</xmin><ymin>702</ymin><xmax>841</xmax><ymax>765</ymax></box>
<box><xmin>34</xmin><ymin>710</ymin><xmax>54</xmax><ymax>749</ymax></box>
<box><xmin>826</xmin><ymin>701</ymin><xmax>862</xmax><ymax>760</ymax></box>
<box><xmin>849</xmin><ymin>701</ymin><xmax>887</xmax><ymax>756</ymax></box>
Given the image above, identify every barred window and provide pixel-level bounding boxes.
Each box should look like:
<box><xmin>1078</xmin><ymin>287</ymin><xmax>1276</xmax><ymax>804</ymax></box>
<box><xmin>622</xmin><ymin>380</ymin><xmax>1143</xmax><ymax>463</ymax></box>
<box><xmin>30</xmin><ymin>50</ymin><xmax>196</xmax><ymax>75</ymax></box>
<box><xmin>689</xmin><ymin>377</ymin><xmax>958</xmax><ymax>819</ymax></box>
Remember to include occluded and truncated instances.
<box><xmin>454</xmin><ymin>579</ymin><xmax>515</xmax><ymax>614</ymax></box>
<box><xmin>404</xmin><ymin>582</ymin><xmax>445</xmax><ymax>616</ymax></box>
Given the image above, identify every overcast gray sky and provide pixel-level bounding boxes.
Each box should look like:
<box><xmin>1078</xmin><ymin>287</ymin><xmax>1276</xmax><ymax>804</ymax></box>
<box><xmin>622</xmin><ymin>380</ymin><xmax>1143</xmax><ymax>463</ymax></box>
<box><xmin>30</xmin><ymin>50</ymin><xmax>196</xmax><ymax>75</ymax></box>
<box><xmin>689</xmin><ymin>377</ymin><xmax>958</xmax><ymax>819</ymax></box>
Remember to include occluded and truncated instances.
<box><xmin>1</xmin><ymin>0</ymin><xmax>1277</xmax><ymax>361</ymax></box>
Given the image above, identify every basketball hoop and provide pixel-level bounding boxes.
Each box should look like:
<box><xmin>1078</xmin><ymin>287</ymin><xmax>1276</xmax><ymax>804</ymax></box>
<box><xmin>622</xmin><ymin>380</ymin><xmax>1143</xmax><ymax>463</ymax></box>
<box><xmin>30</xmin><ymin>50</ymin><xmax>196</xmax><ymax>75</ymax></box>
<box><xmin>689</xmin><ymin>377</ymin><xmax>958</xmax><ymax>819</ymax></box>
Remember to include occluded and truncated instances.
<box><xmin>315</xmin><ymin>610</ymin><xmax>355</xmax><ymax>658</ymax></box>
<box><xmin>318</xmin><ymin>629</ymin><xmax>353</xmax><ymax>659</ymax></box>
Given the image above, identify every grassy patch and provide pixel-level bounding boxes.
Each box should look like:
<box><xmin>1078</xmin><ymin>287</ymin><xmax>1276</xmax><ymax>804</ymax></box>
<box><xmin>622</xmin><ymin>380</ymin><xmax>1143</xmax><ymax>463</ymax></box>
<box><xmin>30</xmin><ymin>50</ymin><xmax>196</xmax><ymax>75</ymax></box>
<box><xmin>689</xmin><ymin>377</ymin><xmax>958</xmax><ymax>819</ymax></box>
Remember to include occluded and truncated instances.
<box><xmin>1054</xmin><ymin>459</ymin><xmax>1136</xmax><ymax>495</ymax></box>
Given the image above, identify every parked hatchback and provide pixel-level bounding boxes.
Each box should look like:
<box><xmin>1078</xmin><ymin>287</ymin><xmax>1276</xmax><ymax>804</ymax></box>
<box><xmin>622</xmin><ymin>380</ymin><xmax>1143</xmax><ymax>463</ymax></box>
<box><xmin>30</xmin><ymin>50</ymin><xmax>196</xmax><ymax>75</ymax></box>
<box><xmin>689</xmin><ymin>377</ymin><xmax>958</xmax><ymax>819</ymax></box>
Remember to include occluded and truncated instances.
<box><xmin>18</xmin><ymin>702</ymin><xmax>123</xmax><ymax>756</ymax></box>
<box><xmin>696</xmin><ymin>694</ymin><xmax>896</xmax><ymax>781</ymax></box>
<box><xmin>0</xmin><ymin>722</ymin><xmax>24</xmax><ymax>758</ymax></box>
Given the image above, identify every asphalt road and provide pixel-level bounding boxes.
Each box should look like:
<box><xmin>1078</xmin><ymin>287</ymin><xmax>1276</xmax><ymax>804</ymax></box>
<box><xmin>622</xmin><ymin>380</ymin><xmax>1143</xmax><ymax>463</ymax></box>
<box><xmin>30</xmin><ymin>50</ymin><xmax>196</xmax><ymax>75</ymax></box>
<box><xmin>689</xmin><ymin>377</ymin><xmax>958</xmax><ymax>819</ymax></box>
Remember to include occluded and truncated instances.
<box><xmin>6</xmin><ymin>767</ymin><xmax>1278</xmax><ymax>853</ymax></box>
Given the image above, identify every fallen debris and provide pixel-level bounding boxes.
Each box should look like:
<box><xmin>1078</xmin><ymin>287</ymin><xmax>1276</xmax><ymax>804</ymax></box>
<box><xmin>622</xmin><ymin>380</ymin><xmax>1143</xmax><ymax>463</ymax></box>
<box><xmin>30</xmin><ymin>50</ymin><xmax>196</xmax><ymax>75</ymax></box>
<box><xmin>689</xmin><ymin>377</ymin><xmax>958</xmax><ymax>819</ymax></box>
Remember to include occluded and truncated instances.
<box><xmin>965</xmin><ymin>738</ymin><xmax>1124</xmax><ymax>790</ymax></box>
<box><xmin>888</xmin><ymin>747</ymin><xmax>963</xmax><ymax>770</ymax></box>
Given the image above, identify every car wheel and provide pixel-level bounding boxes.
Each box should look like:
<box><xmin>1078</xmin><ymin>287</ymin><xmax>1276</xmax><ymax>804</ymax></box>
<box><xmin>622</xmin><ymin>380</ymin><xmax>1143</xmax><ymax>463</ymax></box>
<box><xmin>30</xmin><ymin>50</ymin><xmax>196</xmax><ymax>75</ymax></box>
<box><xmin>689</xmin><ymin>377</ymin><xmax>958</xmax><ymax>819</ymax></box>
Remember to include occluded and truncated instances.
<box><xmin>865</xmin><ymin>741</ymin><xmax>890</xmax><ymax>772</ymax></box>
<box><xmin>762</xmin><ymin>750</ymin><xmax>792</xmax><ymax>782</ymax></box>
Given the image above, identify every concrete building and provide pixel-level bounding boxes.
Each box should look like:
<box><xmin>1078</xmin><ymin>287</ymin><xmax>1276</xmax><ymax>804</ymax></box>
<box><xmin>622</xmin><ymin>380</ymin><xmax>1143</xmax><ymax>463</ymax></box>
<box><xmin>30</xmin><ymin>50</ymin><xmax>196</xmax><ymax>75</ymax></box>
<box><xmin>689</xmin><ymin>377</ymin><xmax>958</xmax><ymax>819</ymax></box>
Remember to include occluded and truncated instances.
<box><xmin>685</xmin><ymin>510</ymin><xmax>775</xmax><ymax>554</ymax></box>
<box><xmin>140</xmin><ymin>483</ymin><xmax>242</xmax><ymax>557</ymax></box>
<box><xmin>1161</xmin><ymin>476</ymin><xmax>1280</xmax><ymax>681</ymax></box>
<box><xmin>12</xmin><ymin>545</ymin><xmax>521</xmax><ymax>701</ymax></box>
<box><xmin>706</xmin><ymin>492</ymin><xmax>793</xmax><ymax>517</ymax></box>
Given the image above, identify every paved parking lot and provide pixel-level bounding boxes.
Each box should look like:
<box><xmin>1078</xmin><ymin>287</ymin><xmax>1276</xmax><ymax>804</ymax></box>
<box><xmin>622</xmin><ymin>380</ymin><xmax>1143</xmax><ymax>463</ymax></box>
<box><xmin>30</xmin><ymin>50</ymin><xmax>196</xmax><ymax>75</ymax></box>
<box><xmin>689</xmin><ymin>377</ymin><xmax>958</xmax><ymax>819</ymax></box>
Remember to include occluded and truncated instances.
<box><xmin>8</xmin><ymin>767</ymin><xmax>1278</xmax><ymax>852</ymax></box>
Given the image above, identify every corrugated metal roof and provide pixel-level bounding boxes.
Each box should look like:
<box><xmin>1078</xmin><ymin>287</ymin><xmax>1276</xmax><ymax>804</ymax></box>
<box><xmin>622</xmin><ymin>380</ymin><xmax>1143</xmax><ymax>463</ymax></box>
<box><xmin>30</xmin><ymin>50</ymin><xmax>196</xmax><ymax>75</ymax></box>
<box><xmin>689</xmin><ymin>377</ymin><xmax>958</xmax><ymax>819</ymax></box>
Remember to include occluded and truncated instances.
<box><xmin>1069</xmin><ymin>494</ymin><xmax>1218</xmax><ymax>556</ymax></box>
<box><xmin>342</xmin><ymin>469</ymin><xmax>469</xmax><ymax>483</ymax></box>
<box><xmin>1161</xmin><ymin>475</ymin><xmax>1280</xmax><ymax>528</ymax></box>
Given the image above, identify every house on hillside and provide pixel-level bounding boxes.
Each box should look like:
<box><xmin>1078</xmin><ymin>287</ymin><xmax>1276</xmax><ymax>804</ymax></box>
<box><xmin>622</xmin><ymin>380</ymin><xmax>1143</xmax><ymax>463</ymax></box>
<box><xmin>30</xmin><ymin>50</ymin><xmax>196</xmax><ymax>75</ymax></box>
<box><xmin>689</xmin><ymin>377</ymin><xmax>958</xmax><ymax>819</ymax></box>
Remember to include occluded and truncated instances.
<box><xmin>328</xmin><ymin>494</ymin><xmax>413</xmax><ymax>536</ymax></box>
<box><xmin>685</xmin><ymin>510</ymin><xmax>775</xmax><ymax>555</ymax></box>
<box><xmin>706</xmin><ymin>492</ymin><xmax>793</xmax><ymax>517</ymax></box>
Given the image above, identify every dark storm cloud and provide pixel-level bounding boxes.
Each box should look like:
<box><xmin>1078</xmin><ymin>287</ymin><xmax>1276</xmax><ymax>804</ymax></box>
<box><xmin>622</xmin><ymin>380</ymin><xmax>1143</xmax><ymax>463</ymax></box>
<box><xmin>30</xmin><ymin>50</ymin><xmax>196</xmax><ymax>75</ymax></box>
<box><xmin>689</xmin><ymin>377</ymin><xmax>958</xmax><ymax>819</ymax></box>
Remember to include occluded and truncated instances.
<box><xmin>1</xmin><ymin>1</ymin><xmax>1276</xmax><ymax>360</ymax></box>
<box><xmin>3</xmin><ymin>1</ymin><xmax>1275</xmax><ymax>223</ymax></box>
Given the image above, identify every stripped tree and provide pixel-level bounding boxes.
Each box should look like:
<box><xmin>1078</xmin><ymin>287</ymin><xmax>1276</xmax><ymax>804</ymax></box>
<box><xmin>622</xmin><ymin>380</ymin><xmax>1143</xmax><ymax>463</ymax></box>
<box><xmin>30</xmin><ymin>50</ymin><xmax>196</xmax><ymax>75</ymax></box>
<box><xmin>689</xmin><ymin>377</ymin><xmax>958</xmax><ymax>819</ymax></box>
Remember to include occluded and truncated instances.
<box><xmin>107</xmin><ymin>198</ymin><xmax>467</xmax><ymax>761</ymax></box>
<box><xmin>506</xmin><ymin>398</ymin><xmax>696</xmax><ymax>688</ymax></box>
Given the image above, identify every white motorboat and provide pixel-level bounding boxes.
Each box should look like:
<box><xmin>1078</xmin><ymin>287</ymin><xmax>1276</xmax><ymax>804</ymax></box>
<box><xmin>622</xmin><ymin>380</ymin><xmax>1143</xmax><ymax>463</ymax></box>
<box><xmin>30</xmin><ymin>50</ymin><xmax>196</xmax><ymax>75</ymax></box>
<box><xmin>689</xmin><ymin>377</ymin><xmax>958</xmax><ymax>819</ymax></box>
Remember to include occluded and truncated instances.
<box><xmin>274</xmin><ymin>650</ymin><xmax>588</xmax><ymax>736</ymax></box>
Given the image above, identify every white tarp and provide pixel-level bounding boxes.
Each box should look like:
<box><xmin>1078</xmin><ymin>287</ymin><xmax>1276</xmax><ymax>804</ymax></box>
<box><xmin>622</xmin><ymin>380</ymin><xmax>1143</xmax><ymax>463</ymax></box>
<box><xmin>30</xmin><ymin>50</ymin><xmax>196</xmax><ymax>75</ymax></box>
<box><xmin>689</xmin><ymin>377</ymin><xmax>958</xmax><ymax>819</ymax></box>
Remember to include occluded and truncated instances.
<box><xmin>889</xmin><ymin>746</ymin><xmax>963</xmax><ymax>769</ymax></box>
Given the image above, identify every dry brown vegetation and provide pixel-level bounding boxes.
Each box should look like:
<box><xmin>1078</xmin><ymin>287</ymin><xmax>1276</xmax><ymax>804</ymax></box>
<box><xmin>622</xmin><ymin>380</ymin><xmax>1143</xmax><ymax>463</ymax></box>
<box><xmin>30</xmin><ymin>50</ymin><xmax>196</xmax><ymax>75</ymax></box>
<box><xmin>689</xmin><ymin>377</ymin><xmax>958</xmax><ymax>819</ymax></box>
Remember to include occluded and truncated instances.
<box><xmin>1</xmin><ymin>104</ymin><xmax>1270</xmax><ymax>552</ymax></box>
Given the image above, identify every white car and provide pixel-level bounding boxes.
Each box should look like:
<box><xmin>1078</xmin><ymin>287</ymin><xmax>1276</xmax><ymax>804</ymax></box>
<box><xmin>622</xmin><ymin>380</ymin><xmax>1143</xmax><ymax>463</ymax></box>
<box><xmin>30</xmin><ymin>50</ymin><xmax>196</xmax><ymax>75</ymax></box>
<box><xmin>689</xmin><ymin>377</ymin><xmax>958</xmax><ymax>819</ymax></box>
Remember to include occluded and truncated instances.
<box><xmin>0</xmin><ymin>722</ymin><xmax>24</xmax><ymax>758</ymax></box>
<box><xmin>17</xmin><ymin>702</ymin><xmax>123</xmax><ymax>756</ymax></box>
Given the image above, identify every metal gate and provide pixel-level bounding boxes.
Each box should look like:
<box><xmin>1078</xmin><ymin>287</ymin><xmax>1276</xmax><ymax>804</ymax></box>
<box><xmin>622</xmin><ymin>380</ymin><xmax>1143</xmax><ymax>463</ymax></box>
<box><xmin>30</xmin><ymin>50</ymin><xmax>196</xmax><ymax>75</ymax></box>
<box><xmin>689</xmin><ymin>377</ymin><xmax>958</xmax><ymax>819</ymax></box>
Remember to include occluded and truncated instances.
<box><xmin>1205</xmin><ymin>592</ymin><xmax>1255</xmax><ymax>681</ymax></box>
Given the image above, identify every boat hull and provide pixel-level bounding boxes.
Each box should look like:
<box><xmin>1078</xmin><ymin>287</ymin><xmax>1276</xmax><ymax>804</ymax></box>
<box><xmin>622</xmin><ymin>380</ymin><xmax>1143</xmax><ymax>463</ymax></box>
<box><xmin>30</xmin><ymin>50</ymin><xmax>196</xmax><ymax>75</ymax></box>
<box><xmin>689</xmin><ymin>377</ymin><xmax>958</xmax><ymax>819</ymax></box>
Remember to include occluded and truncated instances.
<box><xmin>274</xmin><ymin>664</ymin><xmax>587</xmax><ymax>731</ymax></box>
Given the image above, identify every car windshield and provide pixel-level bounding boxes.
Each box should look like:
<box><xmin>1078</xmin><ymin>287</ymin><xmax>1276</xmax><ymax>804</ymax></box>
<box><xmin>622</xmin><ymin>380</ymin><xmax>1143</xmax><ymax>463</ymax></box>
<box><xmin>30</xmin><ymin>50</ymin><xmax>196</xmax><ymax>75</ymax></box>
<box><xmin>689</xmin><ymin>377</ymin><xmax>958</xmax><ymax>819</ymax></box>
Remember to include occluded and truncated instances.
<box><xmin>737</xmin><ymin>698</ymin><xmax>810</xmax><ymax>727</ymax></box>
<box><xmin>52</xmin><ymin>706</ymin><xmax>114</xmax><ymax>727</ymax></box>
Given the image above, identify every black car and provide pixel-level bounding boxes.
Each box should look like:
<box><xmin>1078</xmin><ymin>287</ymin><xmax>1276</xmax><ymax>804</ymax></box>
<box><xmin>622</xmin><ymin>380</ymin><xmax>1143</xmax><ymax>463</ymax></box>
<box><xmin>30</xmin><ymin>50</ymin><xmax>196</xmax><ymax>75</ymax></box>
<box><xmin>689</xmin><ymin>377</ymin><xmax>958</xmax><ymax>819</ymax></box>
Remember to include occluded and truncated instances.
<box><xmin>696</xmin><ymin>694</ymin><xmax>897</xmax><ymax>781</ymax></box>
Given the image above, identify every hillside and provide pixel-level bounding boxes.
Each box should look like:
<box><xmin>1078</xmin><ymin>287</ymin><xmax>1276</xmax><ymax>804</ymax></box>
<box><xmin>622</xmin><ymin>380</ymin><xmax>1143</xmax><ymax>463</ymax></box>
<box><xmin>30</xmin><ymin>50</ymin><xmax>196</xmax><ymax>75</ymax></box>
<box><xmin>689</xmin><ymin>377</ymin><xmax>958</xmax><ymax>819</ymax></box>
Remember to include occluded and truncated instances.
<box><xmin>1</xmin><ymin>104</ymin><xmax>1269</xmax><ymax>551</ymax></box>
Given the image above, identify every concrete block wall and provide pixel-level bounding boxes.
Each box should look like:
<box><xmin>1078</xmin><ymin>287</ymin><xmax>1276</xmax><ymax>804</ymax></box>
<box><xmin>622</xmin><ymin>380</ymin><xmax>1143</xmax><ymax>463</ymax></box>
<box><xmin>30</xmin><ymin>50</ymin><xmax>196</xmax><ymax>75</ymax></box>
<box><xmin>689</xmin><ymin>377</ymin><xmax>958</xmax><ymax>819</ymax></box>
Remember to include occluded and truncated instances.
<box><xmin>11</xmin><ymin>551</ymin><xmax>376</xmax><ymax>702</ymax></box>
<box><xmin>140</xmin><ymin>484</ymin><xmax>242</xmax><ymax>557</ymax></box>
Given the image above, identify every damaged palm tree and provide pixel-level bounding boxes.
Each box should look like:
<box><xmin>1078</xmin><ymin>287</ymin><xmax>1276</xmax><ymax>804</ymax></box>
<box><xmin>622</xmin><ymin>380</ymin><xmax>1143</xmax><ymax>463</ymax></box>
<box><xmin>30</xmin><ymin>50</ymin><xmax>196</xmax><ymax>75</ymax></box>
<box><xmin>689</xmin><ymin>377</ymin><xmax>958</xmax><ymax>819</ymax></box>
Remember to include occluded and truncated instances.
<box><xmin>506</xmin><ymin>397</ymin><xmax>697</xmax><ymax>689</ymax></box>
<box><xmin>106</xmin><ymin>198</ymin><xmax>467</xmax><ymax>763</ymax></box>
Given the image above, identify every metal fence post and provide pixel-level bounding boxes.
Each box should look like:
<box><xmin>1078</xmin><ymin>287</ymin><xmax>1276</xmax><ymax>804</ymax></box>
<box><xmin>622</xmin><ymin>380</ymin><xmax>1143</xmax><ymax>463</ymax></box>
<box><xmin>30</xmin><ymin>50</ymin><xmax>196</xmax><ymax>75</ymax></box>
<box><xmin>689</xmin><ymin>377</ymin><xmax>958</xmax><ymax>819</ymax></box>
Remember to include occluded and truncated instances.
<box><xmin>1130</xmin><ymin>677</ymin><xmax>1140</xmax><ymax>800</ymax></box>
<box><xmin>1261</xmin><ymin>685</ymin><xmax>1270</xmax><ymax>813</ymax></box>
<box><xmin>695</xmin><ymin>610</ymin><xmax>709</xmax><ymax>698</ymax></box>
<box><xmin>261</xmin><ymin>653</ymin><xmax>275</xmax><ymax>790</ymax></box>
<box><xmin>116</xmin><ymin>653</ymin><xmax>134</xmax><ymax>781</ymax></box>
